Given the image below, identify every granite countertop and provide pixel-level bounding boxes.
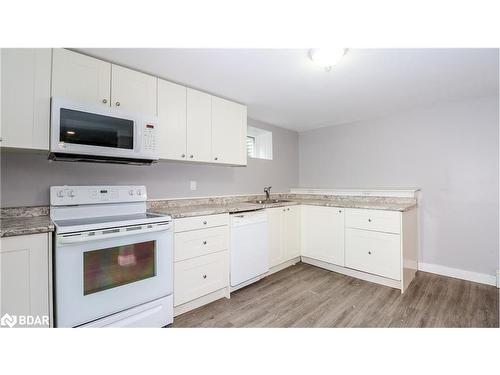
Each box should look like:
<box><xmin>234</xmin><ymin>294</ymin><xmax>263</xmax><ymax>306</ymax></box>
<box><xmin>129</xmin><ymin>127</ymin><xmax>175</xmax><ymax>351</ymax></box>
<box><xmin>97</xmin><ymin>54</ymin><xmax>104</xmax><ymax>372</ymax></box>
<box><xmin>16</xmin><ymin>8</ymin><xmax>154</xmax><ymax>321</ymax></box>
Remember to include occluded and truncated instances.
<box><xmin>0</xmin><ymin>215</ymin><xmax>54</xmax><ymax>238</ymax></box>
<box><xmin>149</xmin><ymin>198</ymin><xmax>416</xmax><ymax>219</ymax></box>
<box><xmin>0</xmin><ymin>195</ymin><xmax>417</xmax><ymax>237</ymax></box>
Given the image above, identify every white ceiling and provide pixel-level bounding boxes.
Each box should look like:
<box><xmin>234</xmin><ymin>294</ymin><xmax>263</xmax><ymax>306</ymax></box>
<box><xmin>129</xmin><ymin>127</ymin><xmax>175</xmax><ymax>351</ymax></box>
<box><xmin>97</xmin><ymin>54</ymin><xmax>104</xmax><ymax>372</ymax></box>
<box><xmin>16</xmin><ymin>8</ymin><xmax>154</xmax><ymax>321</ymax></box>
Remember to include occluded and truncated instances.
<box><xmin>77</xmin><ymin>48</ymin><xmax>499</xmax><ymax>132</ymax></box>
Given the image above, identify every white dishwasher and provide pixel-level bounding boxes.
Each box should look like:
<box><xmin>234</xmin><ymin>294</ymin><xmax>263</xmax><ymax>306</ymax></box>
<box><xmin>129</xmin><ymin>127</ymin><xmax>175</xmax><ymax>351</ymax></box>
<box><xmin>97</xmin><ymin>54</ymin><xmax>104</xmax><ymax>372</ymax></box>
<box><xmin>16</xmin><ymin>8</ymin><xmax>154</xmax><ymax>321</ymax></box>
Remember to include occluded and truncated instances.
<box><xmin>230</xmin><ymin>210</ymin><xmax>269</xmax><ymax>290</ymax></box>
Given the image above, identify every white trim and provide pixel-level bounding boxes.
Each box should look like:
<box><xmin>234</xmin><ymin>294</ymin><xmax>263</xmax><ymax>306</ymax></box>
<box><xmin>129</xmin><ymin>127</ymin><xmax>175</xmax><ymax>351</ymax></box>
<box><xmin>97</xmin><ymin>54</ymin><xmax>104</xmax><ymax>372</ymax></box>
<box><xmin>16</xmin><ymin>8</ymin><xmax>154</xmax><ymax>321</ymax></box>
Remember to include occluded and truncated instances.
<box><xmin>497</xmin><ymin>270</ymin><xmax>500</xmax><ymax>288</ymax></box>
<box><xmin>418</xmin><ymin>262</ymin><xmax>497</xmax><ymax>287</ymax></box>
<box><xmin>301</xmin><ymin>257</ymin><xmax>402</xmax><ymax>290</ymax></box>
<box><xmin>289</xmin><ymin>188</ymin><xmax>420</xmax><ymax>198</ymax></box>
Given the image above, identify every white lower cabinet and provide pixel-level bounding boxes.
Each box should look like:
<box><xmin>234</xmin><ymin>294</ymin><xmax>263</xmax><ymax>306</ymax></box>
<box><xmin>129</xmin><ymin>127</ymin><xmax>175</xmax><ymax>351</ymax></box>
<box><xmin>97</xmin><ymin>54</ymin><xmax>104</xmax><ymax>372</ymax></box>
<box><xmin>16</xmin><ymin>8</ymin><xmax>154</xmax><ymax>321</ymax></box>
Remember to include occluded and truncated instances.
<box><xmin>345</xmin><ymin>228</ymin><xmax>401</xmax><ymax>280</ymax></box>
<box><xmin>173</xmin><ymin>214</ymin><xmax>230</xmax><ymax>312</ymax></box>
<box><xmin>174</xmin><ymin>251</ymin><xmax>229</xmax><ymax>306</ymax></box>
<box><xmin>267</xmin><ymin>205</ymin><xmax>301</xmax><ymax>268</ymax></box>
<box><xmin>301</xmin><ymin>205</ymin><xmax>345</xmax><ymax>266</ymax></box>
<box><xmin>0</xmin><ymin>233</ymin><xmax>52</xmax><ymax>327</ymax></box>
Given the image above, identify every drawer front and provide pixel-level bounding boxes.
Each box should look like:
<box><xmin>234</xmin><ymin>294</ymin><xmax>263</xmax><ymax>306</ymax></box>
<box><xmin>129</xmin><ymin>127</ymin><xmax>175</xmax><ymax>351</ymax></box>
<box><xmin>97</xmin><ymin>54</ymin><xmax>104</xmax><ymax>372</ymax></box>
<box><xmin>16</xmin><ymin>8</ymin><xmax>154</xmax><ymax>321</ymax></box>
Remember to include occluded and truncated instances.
<box><xmin>345</xmin><ymin>228</ymin><xmax>401</xmax><ymax>280</ymax></box>
<box><xmin>174</xmin><ymin>251</ymin><xmax>229</xmax><ymax>306</ymax></box>
<box><xmin>174</xmin><ymin>226</ymin><xmax>229</xmax><ymax>262</ymax></box>
<box><xmin>345</xmin><ymin>208</ymin><xmax>401</xmax><ymax>234</ymax></box>
<box><xmin>174</xmin><ymin>213</ymin><xmax>229</xmax><ymax>232</ymax></box>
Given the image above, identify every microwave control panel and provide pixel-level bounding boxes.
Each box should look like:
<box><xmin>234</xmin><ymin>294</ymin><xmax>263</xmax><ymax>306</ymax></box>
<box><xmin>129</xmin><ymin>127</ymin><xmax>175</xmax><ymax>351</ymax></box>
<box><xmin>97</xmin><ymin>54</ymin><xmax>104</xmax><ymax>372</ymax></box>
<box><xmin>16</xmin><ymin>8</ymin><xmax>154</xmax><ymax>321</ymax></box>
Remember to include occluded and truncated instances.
<box><xmin>142</xmin><ymin>122</ymin><xmax>157</xmax><ymax>153</ymax></box>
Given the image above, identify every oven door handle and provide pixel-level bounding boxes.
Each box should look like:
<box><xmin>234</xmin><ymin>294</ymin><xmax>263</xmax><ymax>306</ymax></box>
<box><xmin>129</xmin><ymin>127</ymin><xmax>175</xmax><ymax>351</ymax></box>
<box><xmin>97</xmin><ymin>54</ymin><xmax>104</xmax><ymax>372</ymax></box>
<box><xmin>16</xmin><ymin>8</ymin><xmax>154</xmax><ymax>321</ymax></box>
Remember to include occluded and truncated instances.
<box><xmin>57</xmin><ymin>223</ymin><xmax>171</xmax><ymax>244</ymax></box>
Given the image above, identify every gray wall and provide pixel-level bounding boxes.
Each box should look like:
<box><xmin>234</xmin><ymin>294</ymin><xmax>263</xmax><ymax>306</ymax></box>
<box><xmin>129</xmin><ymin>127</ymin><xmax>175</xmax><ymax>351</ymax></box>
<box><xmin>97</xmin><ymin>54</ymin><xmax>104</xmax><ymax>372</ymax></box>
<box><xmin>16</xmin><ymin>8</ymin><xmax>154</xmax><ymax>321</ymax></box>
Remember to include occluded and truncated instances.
<box><xmin>299</xmin><ymin>96</ymin><xmax>499</xmax><ymax>276</ymax></box>
<box><xmin>1</xmin><ymin>118</ymin><xmax>299</xmax><ymax>207</ymax></box>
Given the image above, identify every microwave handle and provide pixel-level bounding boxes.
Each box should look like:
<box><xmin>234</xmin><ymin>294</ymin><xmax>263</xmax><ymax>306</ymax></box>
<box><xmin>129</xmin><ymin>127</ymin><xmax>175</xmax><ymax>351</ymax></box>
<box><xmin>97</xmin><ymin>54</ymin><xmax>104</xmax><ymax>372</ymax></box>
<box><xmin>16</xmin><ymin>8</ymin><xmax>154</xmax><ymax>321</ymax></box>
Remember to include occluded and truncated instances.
<box><xmin>57</xmin><ymin>223</ymin><xmax>171</xmax><ymax>244</ymax></box>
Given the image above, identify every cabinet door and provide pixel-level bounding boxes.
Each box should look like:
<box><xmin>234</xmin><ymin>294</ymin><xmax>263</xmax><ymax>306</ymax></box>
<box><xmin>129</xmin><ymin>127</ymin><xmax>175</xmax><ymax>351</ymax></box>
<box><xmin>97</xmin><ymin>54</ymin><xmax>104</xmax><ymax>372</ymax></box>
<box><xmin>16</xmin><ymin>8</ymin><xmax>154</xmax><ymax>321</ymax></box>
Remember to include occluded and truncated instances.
<box><xmin>268</xmin><ymin>207</ymin><xmax>285</xmax><ymax>268</ymax></box>
<box><xmin>157</xmin><ymin>79</ymin><xmax>187</xmax><ymax>160</ymax></box>
<box><xmin>52</xmin><ymin>48</ymin><xmax>111</xmax><ymax>106</ymax></box>
<box><xmin>186</xmin><ymin>88</ymin><xmax>211</xmax><ymax>162</ymax></box>
<box><xmin>1</xmin><ymin>48</ymin><xmax>51</xmax><ymax>150</ymax></box>
<box><xmin>111</xmin><ymin>64</ymin><xmax>157</xmax><ymax>116</ymax></box>
<box><xmin>284</xmin><ymin>205</ymin><xmax>301</xmax><ymax>260</ymax></box>
<box><xmin>0</xmin><ymin>233</ymin><xmax>51</xmax><ymax>327</ymax></box>
<box><xmin>301</xmin><ymin>205</ymin><xmax>345</xmax><ymax>266</ymax></box>
<box><xmin>211</xmin><ymin>96</ymin><xmax>247</xmax><ymax>165</ymax></box>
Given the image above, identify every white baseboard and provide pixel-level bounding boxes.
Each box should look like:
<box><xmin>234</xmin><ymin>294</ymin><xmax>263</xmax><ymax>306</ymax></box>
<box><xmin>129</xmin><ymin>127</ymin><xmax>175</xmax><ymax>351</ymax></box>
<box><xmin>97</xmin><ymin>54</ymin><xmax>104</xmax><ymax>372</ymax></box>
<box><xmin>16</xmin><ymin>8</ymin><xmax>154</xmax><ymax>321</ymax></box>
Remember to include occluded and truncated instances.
<box><xmin>418</xmin><ymin>262</ymin><xmax>497</xmax><ymax>287</ymax></box>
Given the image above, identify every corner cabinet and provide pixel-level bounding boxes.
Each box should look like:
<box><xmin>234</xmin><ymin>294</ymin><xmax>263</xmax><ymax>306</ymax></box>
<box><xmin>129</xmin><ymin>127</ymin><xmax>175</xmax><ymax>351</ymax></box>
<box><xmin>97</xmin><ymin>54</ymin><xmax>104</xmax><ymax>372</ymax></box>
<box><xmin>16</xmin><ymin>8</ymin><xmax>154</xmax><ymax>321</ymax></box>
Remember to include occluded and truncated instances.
<box><xmin>1</xmin><ymin>48</ymin><xmax>52</xmax><ymax>150</ymax></box>
<box><xmin>0</xmin><ymin>233</ymin><xmax>52</xmax><ymax>327</ymax></box>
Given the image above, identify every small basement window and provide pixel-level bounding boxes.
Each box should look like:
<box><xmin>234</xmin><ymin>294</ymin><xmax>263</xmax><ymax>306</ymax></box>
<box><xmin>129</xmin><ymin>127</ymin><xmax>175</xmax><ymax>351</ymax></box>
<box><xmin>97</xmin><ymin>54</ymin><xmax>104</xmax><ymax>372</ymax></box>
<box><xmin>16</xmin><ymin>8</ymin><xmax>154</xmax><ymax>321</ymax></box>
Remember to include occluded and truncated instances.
<box><xmin>247</xmin><ymin>126</ymin><xmax>273</xmax><ymax>160</ymax></box>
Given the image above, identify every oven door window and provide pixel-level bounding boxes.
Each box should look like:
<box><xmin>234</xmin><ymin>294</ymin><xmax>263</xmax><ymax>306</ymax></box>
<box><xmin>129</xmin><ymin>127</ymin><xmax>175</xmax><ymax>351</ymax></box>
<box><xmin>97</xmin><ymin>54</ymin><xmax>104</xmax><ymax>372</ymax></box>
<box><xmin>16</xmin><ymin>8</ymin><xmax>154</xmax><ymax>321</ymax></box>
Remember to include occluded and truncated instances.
<box><xmin>60</xmin><ymin>108</ymin><xmax>134</xmax><ymax>149</ymax></box>
<box><xmin>83</xmin><ymin>241</ymin><xmax>156</xmax><ymax>295</ymax></box>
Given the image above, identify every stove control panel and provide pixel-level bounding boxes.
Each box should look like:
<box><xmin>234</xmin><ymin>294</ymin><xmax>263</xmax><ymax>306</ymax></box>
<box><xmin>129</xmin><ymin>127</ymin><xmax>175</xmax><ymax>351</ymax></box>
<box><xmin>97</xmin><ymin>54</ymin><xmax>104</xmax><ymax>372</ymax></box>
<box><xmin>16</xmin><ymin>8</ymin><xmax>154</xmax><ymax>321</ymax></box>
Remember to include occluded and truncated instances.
<box><xmin>50</xmin><ymin>186</ymin><xmax>147</xmax><ymax>206</ymax></box>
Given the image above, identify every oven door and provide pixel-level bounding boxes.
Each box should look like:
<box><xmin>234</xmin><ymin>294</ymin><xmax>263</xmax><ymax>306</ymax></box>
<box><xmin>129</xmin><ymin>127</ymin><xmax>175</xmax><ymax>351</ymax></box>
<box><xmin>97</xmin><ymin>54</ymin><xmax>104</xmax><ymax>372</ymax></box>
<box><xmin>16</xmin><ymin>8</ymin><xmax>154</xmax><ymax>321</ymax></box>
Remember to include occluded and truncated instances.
<box><xmin>55</xmin><ymin>227</ymin><xmax>172</xmax><ymax>327</ymax></box>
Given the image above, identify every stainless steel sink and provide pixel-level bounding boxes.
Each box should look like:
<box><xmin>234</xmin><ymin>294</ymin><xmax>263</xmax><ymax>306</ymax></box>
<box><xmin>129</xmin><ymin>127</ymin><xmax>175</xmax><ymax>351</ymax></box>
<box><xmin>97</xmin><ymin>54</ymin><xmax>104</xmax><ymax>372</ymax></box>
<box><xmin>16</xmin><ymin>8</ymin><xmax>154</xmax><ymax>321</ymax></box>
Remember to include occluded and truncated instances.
<box><xmin>249</xmin><ymin>199</ymin><xmax>292</xmax><ymax>204</ymax></box>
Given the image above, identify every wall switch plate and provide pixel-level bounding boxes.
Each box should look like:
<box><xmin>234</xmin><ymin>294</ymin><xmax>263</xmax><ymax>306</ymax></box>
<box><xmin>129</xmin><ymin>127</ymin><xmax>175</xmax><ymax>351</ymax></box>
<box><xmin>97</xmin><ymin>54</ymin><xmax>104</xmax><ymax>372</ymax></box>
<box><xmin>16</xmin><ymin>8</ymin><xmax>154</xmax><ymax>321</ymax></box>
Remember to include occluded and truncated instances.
<box><xmin>190</xmin><ymin>181</ymin><xmax>197</xmax><ymax>191</ymax></box>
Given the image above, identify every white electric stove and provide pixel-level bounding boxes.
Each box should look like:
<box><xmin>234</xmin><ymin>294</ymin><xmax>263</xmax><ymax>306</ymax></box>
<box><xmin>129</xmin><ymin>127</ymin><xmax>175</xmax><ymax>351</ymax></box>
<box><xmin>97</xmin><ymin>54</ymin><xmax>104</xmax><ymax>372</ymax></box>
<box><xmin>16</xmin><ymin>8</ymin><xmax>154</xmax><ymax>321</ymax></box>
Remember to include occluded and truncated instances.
<box><xmin>51</xmin><ymin>185</ymin><xmax>173</xmax><ymax>328</ymax></box>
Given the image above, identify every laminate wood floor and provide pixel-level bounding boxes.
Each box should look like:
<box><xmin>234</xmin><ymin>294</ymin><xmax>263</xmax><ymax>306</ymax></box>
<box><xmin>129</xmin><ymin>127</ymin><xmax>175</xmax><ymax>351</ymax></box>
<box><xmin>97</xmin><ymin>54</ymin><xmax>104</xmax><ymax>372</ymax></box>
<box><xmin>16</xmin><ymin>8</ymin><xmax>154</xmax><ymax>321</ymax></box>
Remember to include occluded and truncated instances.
<box><xmin>173</xmin><ymin>262</ymin><xmax>499</xmax><ymax>328</ymax></box>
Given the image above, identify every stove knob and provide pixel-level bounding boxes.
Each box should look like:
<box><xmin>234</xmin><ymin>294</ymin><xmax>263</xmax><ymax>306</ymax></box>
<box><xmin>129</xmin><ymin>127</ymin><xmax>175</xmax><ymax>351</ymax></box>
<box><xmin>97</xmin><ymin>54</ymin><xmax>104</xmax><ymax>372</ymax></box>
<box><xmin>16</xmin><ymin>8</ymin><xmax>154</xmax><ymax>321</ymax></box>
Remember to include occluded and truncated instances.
<box><xmin>136</xmin><ymin>189</ymin><xmax>142</xmax><ymax>196</ymax></box>
<box><xmin>68</xmin><ymin>190</ymin><xmax>76</xmax><ymax>198</ymax></box>
<box><xmin>56</xmin><ymin>190</ymin><xmax>65</xmax><ymax>198</ymax></box>
<box><xmin>129</xmin><ymin>190</ymin><xmax>135</xmax><ymax>196</ymax></box>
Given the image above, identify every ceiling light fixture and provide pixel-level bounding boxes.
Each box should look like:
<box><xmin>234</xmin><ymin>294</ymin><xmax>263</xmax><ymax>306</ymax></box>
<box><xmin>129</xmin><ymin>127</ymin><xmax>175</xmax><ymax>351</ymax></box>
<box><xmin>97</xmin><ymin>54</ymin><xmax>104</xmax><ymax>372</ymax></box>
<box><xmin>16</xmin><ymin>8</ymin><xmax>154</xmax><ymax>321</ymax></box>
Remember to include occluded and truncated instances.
<box><xmin>309</xmin><ymin>48</ymin><xmax>348</xmax><ymax>71</ymax></box>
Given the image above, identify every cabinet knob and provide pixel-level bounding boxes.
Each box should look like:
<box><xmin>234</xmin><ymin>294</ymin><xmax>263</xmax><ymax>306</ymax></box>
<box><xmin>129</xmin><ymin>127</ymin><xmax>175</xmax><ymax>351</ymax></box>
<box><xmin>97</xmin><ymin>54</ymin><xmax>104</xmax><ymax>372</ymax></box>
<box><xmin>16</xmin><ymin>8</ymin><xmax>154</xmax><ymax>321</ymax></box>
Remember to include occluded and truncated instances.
<box><xmin>287</xmin><ymin>208</ymin><xmax>290</xmax><ymax>211</ymax></box>
<box><xmin>368</xmin><ymin>218</ymin><xmax>372</xmax><ymax>222</ymax></box>
<box><xmin>203</xmin><ymin>274</ymin><xmax>207</xmax><ymax>279</ymax></box>
<box><xmin>203</xmin><ymin>220</ymin><xmax>207</xmax><ymax>225</ymax></box>
<box><xmin>115</xmin><ymin>101</ymin><xmax>120</xmax><ymax>107</ymax></box>
<box><xmin>203</xmin><ymin>241</ymin><xmax>207</xmax><ymax>245</ymax></box>
<box><xmin>181</xmin><ymin>154</ymin><xmax>186</xmax><ymax>158</ymax></box>
<box><xmin>368</xmin><ymin>251</ymin><xmax>372</xmax><ymax>255</ymax></box>
<box><xmin>339</xmin><ymin>210</ymin><xmax>342</xmax><ymax>213</ymax></box>
<box><xmin>214</xmin><ymin>157</ymin><xmax>218</xmax><ymax>161</ymax></box>
<box><xmin>189</xmin><ymin>154</ymin><xmax>194</xmax><ymax>158</ymax></box>
<box><xmin>102</xmin><ymin>99</ymin><xmax>108</xmax><ymax>104</ymax></box>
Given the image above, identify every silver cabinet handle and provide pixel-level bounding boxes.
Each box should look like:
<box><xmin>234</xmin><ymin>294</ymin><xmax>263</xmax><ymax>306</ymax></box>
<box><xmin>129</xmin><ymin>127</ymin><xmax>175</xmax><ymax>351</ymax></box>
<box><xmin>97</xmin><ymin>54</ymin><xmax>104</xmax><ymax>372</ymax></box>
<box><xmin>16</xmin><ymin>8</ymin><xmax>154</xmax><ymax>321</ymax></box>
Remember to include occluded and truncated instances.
<box><xmin>115</xmin><ymin>102</ymin><xmax>120</xmax><ymax>106</ymax></box>
<box><xmin>102</xmin><ymin>99</ymin><xmax>108</xmax><ymax>104</ymax></box>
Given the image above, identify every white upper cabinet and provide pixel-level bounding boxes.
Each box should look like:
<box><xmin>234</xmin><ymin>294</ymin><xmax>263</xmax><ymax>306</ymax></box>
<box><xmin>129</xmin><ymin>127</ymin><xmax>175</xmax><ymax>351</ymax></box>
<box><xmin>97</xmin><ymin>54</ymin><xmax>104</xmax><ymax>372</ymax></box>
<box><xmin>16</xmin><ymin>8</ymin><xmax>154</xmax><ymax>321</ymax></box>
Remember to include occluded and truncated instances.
<box><xmin>186</xmin><ymin>88</ymin><xmax>212</xmax><ymax>162</ymax></box>
<box><xmin>157</xmin><ymin>79</ymin><xmax>187</xmax><ymax>160</ymax></box>
<box><xmin>1</xmin><ymin>48</ymin><xmax>52</xmax><ymax>150</ymax></box>
<box><xmin>52</xmin><ymin>48</ymin><xmax>111</xmax><ymax>106</ymax></box>
<box><xmin>111</xmin><ymin>64</ymin><xmax>157</xmax><ymax>116</ymax></box>
<box><xmin>211</xmin><ymin>96</ymin><xmax>247</xmax><ymax>165</ymax></box>
<box><xmin>301</xmin><ymin>205</ymin><xmax>345</xmax><ymax>266</ymax></box>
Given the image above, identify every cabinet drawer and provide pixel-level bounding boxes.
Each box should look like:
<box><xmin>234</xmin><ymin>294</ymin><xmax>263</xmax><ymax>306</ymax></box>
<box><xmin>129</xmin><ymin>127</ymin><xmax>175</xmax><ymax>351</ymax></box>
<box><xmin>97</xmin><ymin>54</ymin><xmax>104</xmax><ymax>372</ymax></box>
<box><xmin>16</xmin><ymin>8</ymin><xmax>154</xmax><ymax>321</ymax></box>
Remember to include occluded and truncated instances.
<box><xmin>174</xmin><ymin>213</ymin><xmax>229</xmax><ymax>232</ymax></box>
<box><xmin>174</xmin><ymin>226</ymin><xmax>229</xmax><ymax>262</ymax></box>
<box><xmin>345</xmin><ymin>208</ymin><xmax>401</xmax><ymax>234</ymax></box>
<box><xmin>345</xmin><ymin>228</ymin><xmax>401</xmax><ymax>280</ymax></box>
<box><xmin>174</xmin><ymin>251</ymin><xmax>229</xmax><ymax>306</ymax></box>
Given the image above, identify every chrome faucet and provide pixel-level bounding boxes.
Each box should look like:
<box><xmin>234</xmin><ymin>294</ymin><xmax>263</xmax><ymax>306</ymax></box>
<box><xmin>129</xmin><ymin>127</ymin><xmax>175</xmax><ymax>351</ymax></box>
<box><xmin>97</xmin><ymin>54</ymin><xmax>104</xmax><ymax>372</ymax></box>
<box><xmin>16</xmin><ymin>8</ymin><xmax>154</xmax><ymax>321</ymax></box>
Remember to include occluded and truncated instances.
<box><xmin>264</xmin><ymin>186</ymin><xmax>272</xmax><ymax>200</ymax></box>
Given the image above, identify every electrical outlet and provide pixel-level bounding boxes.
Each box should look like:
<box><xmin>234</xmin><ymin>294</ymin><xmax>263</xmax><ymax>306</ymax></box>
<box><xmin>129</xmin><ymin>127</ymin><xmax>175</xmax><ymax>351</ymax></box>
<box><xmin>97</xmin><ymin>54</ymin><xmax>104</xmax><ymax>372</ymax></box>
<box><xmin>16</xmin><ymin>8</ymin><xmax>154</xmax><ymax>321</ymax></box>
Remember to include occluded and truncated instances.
<box><xmin>190</xmin><ymin>181</ymin><xmax>197</xmax><ymax>191</ymax></box>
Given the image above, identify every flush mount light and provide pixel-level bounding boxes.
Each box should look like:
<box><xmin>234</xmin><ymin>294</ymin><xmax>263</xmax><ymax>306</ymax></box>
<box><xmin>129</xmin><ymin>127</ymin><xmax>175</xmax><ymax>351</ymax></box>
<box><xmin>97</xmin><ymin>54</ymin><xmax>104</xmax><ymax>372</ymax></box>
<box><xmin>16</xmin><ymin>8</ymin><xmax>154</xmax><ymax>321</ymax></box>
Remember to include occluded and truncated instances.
<box><xmin>309</xmin><ymin>48</ymin><xmax>348</xmax><ymax>71</ymax></box>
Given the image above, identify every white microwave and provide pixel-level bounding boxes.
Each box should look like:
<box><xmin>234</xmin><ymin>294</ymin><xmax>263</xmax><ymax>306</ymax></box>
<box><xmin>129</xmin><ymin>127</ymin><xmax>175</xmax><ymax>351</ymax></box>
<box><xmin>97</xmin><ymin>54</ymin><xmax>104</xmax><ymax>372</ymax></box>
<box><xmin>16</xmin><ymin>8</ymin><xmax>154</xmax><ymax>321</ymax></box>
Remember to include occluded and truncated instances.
<box><xmin>50</xmin><ymin>97</ymin><xmax>159</xmax><ymax>165</ymax></box>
